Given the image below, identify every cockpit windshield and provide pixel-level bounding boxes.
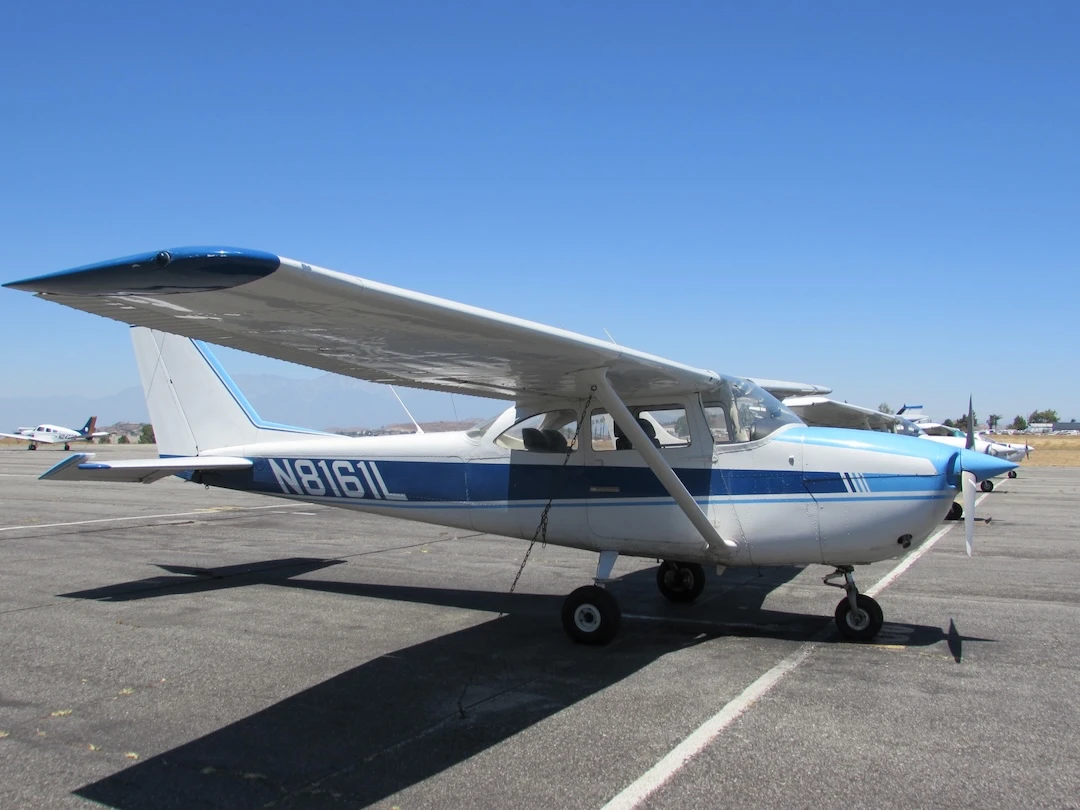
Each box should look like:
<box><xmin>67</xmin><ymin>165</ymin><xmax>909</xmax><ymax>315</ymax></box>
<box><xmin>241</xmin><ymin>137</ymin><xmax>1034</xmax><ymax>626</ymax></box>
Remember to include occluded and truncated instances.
<box><xmin>894</xmin><ymin>417</ymin><xmax>925</xmax><ymax>437</ymax></box>
<box><xmin>702</xmin><ymin>376</ymin><xmax>802</xmax><ymax>443</ymax></box>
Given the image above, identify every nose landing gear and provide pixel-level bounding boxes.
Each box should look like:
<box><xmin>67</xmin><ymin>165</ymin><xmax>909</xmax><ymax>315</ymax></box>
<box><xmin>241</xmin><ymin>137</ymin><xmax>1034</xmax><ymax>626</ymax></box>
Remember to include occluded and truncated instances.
<box><xmin>825</xmin><ymin>567</ymin><xmax>883</xmax><ymax>641</ymax></box>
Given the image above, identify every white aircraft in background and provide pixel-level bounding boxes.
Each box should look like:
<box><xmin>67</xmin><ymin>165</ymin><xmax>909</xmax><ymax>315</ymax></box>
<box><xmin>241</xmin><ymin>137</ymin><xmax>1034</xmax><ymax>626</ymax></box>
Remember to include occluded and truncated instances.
<box><xmin>896</xmin><ymin>404</ymin><xmax>1033</xmax><ymax>478</ymax></box>
<box><xmin>1</xmin><ymin>416</ymin><xmax>110</xmax><ymax>451</ymax></box>
<box><xmin>4</xmin><ymin>247</ymin><xmax>1016</xmax><ymax>644</ymax></box>
<box><xmin>786</xmin><ymin>397</ymin><xmax>1030</xmax><ymax>512</ymax></box>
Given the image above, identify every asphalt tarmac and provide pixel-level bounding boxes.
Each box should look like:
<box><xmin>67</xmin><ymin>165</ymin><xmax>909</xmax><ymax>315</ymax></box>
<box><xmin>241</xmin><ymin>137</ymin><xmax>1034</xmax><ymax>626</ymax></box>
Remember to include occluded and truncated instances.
<box><xmin>1</xmin><ymin>445</ymin><xmax>1077</xmax><ymax>809</ymax></box>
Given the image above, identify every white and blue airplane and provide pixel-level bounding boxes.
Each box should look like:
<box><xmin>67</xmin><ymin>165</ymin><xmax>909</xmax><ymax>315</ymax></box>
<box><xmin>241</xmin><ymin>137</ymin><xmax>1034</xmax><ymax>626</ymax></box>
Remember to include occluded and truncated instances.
<box><xmin>1</xmin><ymin>416</ymin><xmax>109</xmax><ymax>451</ymax></box>
<box><xmin>3</xmin><ymin>247</ymin><xmax>1017</xmax><ymax>644</ymax></box>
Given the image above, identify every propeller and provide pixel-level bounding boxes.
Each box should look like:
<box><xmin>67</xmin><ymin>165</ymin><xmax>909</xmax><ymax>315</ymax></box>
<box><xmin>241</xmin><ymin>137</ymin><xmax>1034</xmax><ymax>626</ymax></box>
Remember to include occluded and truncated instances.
<box><xmin>965</xmin><ymin>395</ymin><xmax>976</xmax><ymax>451</ymax></box>
<box><xmin>952</xmin><ymin>423</ymin><xmax>1018</xmax><ymax>557</ymax></box>
<box><xmin>962</xmin><ymin>470</ymin><xmax>977</xmax><ymax>556</ymax></box>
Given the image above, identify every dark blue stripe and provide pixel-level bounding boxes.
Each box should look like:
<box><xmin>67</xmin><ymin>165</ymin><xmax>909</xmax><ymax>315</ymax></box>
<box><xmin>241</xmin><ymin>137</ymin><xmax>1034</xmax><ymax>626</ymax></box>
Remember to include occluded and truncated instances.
<box><xmin>197</xmin><ymin>457</ymin><xmax>938</xmax><ymax>504</ymax></box>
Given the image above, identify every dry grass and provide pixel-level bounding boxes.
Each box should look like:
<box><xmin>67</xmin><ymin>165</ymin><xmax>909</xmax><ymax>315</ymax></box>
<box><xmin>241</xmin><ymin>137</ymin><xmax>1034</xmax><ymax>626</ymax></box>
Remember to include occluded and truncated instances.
<box><xmin>984</xmin><ymin>434</ymin><xmax>1080</xmax><ymax>467</ymax></box>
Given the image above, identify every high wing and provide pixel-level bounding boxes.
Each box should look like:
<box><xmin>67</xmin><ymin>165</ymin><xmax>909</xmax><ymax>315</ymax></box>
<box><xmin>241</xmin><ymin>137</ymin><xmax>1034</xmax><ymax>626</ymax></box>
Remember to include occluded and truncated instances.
<box><xmin>5</xmin><ymin>247</ymin><xmax>724</xmax><ymax>402</ymax></box>
<box><xmin>40</xmin><ymin>453</ymin><xmax>253</xmax><ymax>484</ymax></box>
<box><xmin>784</xmin><ymin>396</ymin><xmax>902</xmax><ymax>432</ymax></box>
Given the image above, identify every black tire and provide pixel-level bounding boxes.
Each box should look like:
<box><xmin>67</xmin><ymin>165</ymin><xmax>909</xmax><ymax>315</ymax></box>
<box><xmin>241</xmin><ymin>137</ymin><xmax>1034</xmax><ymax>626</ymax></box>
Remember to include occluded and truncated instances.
<box><xmin>946</xmin><ymin>502</ymin><xmax>963</xmax><ymax>521</ymax></box>
<box><xmin>981</xmin><ymin>479</ymin><xmax>994</xmax><ymax>492</ymax></box>
<box><xmin>64</xmin><ymin>444</ymin><xmax>70</xmax><ymax>451</ymax></box>
<box><xmin>29</xmin><ymin>444</ymin><xmax>37</xmax><ymax>451</ymax></box>
<box><xmin>561</xmin><ymin>585</ymin><xmax>621</xmax><ymax>645</ymax></box>
<box><xmin>1007</xmin><ymin>470</ymin><xmax>1017</xmax><ymax>479</ymax></box>
<box><xmin>656</xmin><ymin>561</ymin><xmax>706</xmax><ymax>603</ymax></box>
<box><xmin>835</xmin><ymin>594</ymin><xmax>884</xmax><ymax>641</ymax></box>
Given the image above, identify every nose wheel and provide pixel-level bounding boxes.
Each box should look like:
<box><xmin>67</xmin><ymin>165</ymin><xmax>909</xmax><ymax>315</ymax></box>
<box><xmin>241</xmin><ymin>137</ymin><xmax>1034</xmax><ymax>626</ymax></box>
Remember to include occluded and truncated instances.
<box><xmin>981</xmin><ymin>479</ymin><xmax>994</xmax><ymax>492</ymax></box>
<box><xmin>825</xmin><ymin>567</ymin><xmax>883</xmax><ymax>641</ymax></box>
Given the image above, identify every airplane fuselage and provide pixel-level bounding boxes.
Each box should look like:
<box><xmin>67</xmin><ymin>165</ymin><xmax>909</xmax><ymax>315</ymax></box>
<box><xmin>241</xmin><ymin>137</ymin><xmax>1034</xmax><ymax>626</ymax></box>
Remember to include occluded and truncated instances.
<box><xmin>188</xmin><ymin>415</ymin><xmax>960</xmax><ymax>568</ymax></box>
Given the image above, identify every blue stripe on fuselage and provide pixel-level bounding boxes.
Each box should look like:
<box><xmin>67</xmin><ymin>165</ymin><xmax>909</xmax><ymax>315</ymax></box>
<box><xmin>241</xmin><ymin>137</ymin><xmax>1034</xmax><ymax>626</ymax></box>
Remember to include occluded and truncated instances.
<box><xmin>197</xmin><ymin>456</ymin><xmax>945</xmax><ymax>505</ymax></box>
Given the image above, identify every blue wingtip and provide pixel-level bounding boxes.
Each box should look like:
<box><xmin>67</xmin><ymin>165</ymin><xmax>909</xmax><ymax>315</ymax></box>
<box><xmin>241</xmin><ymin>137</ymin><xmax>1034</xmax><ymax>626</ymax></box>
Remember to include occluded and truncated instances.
<box><xmin>4</xmin><ymin>247</ymin><xmax>281</xmax><ymax>295</ymax></box>
<box><xmin>40</xmin><ymin>453</ymin><xmax>94</xmax><ymax>480</ymax></box>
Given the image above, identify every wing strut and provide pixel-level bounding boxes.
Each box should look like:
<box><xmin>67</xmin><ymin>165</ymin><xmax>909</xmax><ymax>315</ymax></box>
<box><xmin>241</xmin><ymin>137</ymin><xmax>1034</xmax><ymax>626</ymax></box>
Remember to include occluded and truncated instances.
<box><xmin>582</xmin><ymin>369</ymin><xmax>736</xmax><ymax>557</ymax></box>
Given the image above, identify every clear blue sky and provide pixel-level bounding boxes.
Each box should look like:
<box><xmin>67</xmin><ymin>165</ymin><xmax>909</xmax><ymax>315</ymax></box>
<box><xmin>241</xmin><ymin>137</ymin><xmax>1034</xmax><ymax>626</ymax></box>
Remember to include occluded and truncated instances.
<box><xmin>2</xmin><ymin>1</ymin><xmax>1077</xmax><ymax>424</ymax></box>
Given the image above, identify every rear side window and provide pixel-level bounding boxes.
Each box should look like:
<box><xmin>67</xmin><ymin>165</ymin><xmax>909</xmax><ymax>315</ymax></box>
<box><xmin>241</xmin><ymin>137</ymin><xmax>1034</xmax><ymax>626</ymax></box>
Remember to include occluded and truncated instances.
<box><xmin>495</xmin><ymin>409</ymin><xmax>582</xmax><ymax>453</ymax></box>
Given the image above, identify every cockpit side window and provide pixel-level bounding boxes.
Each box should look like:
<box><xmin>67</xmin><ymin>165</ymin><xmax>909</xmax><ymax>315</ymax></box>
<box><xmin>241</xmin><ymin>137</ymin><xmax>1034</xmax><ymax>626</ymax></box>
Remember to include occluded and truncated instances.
<box><xmin>590</xmin><ymin>406</ymin><xmax>691</xmax><ymax>452</ymax></box>
<box><xmin>495</xmin><ymin>409</ymin><xmax>582</xmax><ymax>453</ymax></box>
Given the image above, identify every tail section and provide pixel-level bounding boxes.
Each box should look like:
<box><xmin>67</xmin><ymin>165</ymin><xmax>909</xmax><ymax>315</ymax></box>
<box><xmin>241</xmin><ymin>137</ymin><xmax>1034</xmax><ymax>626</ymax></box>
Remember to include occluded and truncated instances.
<box><xmin>80</xmin><ymin>416</ymin><xmax>97</xmax><ymax>436</ymax></box>
<box><xmin>132</xmin><ymin>327</ymin><xmax>328</xmax><ymax>456</ymax></box>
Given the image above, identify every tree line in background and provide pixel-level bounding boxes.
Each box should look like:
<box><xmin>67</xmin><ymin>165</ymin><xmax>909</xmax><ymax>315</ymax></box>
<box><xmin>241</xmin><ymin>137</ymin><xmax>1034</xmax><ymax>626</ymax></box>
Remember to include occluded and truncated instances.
<box><xmin>96</xmin><ymin>425</ymin><xmax>156</xmax><ymax>445</ymax></box>
<box><xmin>878</xmin><ymin>405</ymin><xmax>1066</xmax><ymax>432</ymax></box>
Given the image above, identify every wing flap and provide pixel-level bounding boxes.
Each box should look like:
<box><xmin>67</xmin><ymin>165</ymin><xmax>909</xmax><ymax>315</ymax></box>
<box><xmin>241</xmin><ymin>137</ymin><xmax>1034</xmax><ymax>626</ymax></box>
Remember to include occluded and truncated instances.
<box><xmin>5</xmin><ymin>247</ymin><xmax>721</xmax><ymax>401</ymax></box>
<box><xmin>40</xmin><ymin>453</ymin><xmax>252</xmax><ymax>484</ymax></box>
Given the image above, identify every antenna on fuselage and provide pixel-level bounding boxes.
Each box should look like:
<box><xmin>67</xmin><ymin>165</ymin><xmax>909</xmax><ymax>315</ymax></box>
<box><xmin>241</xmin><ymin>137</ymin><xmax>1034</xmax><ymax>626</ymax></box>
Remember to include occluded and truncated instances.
<box><xmin>603</xmin><ymin>328</ymin><xmax>617</xmax><ymax>344</ymax></box>
<box><xmin>389</xmin><ymin>386</ymin><xmax>424</xmax><ymax>434</ymax></box>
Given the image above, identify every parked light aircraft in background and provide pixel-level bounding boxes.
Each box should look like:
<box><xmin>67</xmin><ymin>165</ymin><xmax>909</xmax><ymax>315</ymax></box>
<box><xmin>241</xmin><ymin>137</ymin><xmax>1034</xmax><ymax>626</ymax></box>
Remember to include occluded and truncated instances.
<box><xmin>0</xmin><ymin>416</ymin><xmax>109</xmax><ymax>450</ymax></box>
<box><xmin>893</xmin><ymin>404</ymin><xmax>1032</xmax><ymax>484</ymax></box>
<box><xmin>786</xmin><ymin>396</ymin><xmax>1031</xmax><ymax>510</ymax></box>
<box><xmin>3</xmin><ymin>247</ymin><xmax>1017</xmax><ymax>644</ymax></box>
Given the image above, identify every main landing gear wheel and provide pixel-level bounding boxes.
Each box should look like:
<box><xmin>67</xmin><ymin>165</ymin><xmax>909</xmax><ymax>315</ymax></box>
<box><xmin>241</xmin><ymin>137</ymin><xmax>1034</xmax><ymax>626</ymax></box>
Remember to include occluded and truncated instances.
<box><xmin>562</xmin><ymin>585</ymin><xmax>621</xmax><ymax>645</ymax></box>
<box><xmin>947</xmin><ymin>502</ymin><xmax>963</xmax><ymax>521</ymax></box>
<box><xmin>28</xmin><ymin>444</ymin><xmax>37</xmax><ymax>451</ymax></box>
<box><xmin>1008</xmin><ymin>470</ymin><xmax>1018</xmax><ymax>479</ymax></box>
<box><xmin>981</xmin><ymin>479</ymin><xmax>994</xmax><ymax>492</ymax></box>
<box><xmin>656</xmin><ymin>560</ymin><xmax>706</xmax><ymax>603</ymax></box>
<box><xmin>834</xmin><ymin>594</ymin><xmax>884</xmax><ymax>641</ymax></box>
<box><xmin>64</xmin><ymin>443</ymin><xmax>70</xmax><ymax>451</ymax></box>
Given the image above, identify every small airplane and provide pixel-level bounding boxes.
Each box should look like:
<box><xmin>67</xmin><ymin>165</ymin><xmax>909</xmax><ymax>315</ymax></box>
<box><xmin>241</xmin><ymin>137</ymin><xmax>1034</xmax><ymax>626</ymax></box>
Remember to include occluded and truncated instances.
<box><xmin>785</xmin><ymin>396</ymin><xmax>1029</xmax><ymax>517</ymax></box>
<box><xmin>895</xmin><ymin>405</ymin><xmax>1032</xmax><ymax>485</ymax></box>
<box><xmin>0</xmin><ymin>416</ymin><xmax>110</xmax><ymax>451</ymax></box>
<box><xmin>3</xmin><ymin>247</ymin><xmax>1017</xmax><ymax>645</ymax></box>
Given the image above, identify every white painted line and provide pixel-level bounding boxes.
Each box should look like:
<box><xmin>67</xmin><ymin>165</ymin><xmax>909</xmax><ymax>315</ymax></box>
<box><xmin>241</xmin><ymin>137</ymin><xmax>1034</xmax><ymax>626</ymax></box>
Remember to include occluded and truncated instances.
<box><xmin>0</xmin><ymin>503</ymin><xmax>298</xmax><ymax>533</ymax></box>
<box><xmin>601</xmin><ymin>645</ymin><xmax>817</xmax><ymax>810</ymax></box>
<box><xmin>601</xmin><ymin>489</ymin><xmax>995</xmax><ymax>810</ymax></box>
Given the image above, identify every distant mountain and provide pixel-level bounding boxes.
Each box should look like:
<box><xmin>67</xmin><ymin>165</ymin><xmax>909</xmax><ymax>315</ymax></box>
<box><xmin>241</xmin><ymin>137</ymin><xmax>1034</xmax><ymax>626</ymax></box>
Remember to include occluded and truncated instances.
<box><xmin>0</xmin><ymin>374</ymin><xmax>500</xmax><ymax>433</ymax></box>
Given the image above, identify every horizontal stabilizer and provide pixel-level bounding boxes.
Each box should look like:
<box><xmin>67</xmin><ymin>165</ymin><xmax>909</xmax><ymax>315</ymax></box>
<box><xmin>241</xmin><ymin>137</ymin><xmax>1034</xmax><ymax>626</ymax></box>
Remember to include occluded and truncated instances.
<box><xmin>40</xmin><ymin>453</ymin><xmax>252</xmax><ymax>484</ymax></box>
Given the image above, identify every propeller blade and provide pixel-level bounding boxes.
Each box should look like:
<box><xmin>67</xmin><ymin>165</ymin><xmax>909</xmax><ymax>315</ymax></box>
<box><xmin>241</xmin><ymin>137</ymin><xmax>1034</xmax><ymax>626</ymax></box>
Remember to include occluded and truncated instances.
<box><xmin>962</xmin><ymin>470</ymin><xmax>977</xmax><ymax>556</ymax></box>
<box><xmin>965</xmin><ymin>396</ymin><xmax>976</xmax><ymax>451</ymax></box>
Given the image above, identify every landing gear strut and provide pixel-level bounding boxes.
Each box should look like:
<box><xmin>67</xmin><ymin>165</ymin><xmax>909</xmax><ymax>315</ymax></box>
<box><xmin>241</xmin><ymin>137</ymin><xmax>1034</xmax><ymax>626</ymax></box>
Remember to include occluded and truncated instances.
<box><xmin>561</xmin><ymin>551</ymin><xmax>621</xmax><ymax>645</ymax></box>
<box><xmin>656</xmin><ymin>560</ymin><xmax>706</xmax><ymax>603</ymax></box>
<box><xmin>825</xmin><ymin>567</ymin><xmax>883</xmax><ymax>641</ymax></box>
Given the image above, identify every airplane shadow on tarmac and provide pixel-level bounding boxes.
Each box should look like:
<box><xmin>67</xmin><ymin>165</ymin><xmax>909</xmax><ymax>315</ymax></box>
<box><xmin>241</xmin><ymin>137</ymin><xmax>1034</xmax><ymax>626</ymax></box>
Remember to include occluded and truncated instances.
<box><xmin>62</xmin><ymin>559</ymin><xmax>989</xmax><ymax>808</ymax></box>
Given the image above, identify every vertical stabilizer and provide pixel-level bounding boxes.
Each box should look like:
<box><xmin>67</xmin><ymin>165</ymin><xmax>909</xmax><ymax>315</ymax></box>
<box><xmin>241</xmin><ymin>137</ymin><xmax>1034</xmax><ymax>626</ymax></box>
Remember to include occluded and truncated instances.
<box><xmin>132</xmin><ymin>328</ymin><xmax>323</xmax><ymax>456</ymax></box>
